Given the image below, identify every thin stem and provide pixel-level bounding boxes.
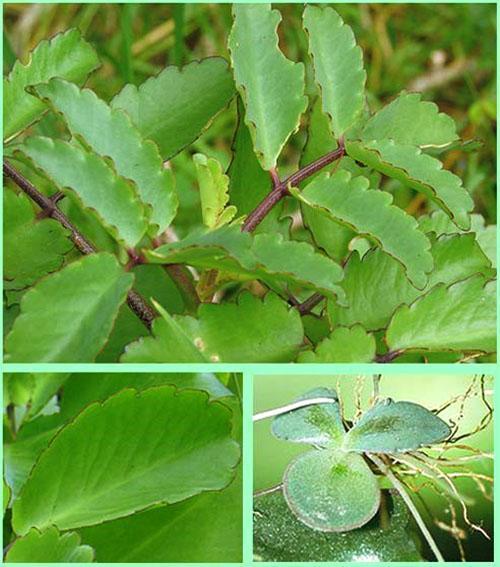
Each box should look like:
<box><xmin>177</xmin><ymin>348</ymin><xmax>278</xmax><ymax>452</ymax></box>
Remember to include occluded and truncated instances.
<box><xmin>253</xmin><ymin>397</ymin><xmax>338</xmax><ymax>422</ymax></box>
<box><xmin>242</xmin><ymin>145</ymin><xmax>345</xmax><ymax>233</ymax></box>
<box><xmin>254</xmin><ymin>483</ymin><xmax>283</xmax><ymax>498</ymax></box>
<box><xmin>4</xmin><ymin>160</ymin><xmax>156</xmax><ymax>329</ymax></box>
<box><xmin>375</xmin><ymin>349</ymin><xmax>404</xmax><ymax>363</ymax></box>
<box><xmin>367</xmin><ymin>453</ymin><xmax>445</xmax><ymax>562</ymax></box>
<box><xmin>296</xmin><ymin>292</ymin><xmax>325</xmax><ymax>315</ymax></box>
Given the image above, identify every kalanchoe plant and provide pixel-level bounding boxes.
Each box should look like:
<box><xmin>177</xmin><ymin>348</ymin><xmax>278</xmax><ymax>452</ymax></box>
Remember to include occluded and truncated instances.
<box><xmin>254</xmin><ymin>377</ymin><xmax>493</xmax><ymax>562</ymax></box>
<box><xmin>3</xmin><ymin>4</ymin><xmax>496</xmax><ymax>363</ymax></box>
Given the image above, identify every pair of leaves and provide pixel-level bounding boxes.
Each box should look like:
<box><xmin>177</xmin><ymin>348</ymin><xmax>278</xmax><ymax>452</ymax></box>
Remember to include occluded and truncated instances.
<box><xmin>271</xmin><ymin>388</ymin><xmax>450</xmax><ymax>531</ymax></box>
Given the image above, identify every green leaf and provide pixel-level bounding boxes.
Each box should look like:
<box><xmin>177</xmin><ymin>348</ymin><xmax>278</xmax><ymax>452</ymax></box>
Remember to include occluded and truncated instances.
<box><xmin>79</xmin><ymin>470</ymin><xmax>242</xmax><ymax>562</ymax></box>
<box><xmin>271</xmin><ymin>388</ymin><xmax>344</xmax><ymax>447</ymax></box>
<box><xmin>19</xmin><ymin>137</ymin><xmax>148</xmax><ymax>248</ymax></box>
<box><xmin>362</xmin><ymin>92</ymin><xmax>458</xmax><ymax>147</ymax></box>
<box><xmin>329</xmin><ymin>232</ymin><xmax>494</xmax><ymax>332</ymax></box>
<box><xmin>194</xmin><ymin>153</ymin><xmax>236</xmax><ymax>228</ymax></box>
<box><xmin>33</xmin><ymin>78</ymin><xmax>177</xmax><ymax>234</ymax></box>
<box><xmin>25</xmin><ymin>373</ymin><xmax>69</xmax><ymax>419</ymax></box>
<box><xmin>228</xmin><ymin>4</ymin><xmax>307</xmax><ymax>170</ymax></box>
<box><xmin>297</xmin><ymin>325</ymin><xmax>375</xmax><ymax>363</ymax></box>
<box><xmin>3</xmin><ymin>29</ymin><xmax>100</xmax><ymax>141</ymax></box>
<box><xmin>346</xmin><ymin>139</ymin><xmax>474</xmax><ymax>229</ymax></box>
<box><xmin>5</xmin><ymin>253</ymin><xmax>134</xmax><ymax>362</ymax></box>
<box><xmin>254</xmin><ymin>490</ymin><xmax>422</xmax><ymax>562</ymax></box>
<box><xmin>3</xmin><ymin>373</ymin><xmax>34</xmax><ymax>408</ymax></box>
<box><xmin>122</xmin><ymin>292</ymin><xmax>304</xmax><ymax>363</ymax></box>
<box><xmin>386</xmin><ymin>274</ymin><xmax>496</xmax><ymax>354</ymax></box>
<box><xmin>5</xmin><ymin>527</ymin><xmax>94</xmax><ymax>563</ymax></box>
<box><xmin>112</xmin><ymin>58</ymin><xmax>235</xmax><ymax>160</ymax></box>
<box><xmin>12</xmin><ymin>386</ymin><xmax>239</xmax><ymax>534</ymax></box>
<box><xmin>303</xmin><ymin>5</ymin><xmax>366</xmax><ymax>137</ymax></box>
<box><xmin>344</xmin><ymin>399</ymin><xmax>451</xmax><ymax>454</ymax></box>
<box><xmin>4</xmin><ymin>480</ymin><xmax>10</xmax><ymax>516</ymax></box>
<box><xmin>147</xmin><ymin>224</ymin><xmax>345</xmax><ymax>301</ymax></box>
<box><xmin>283</xmin><ymin>449</ymin><xmax>380</xmax><ymax>532</ymax></box>
<box><xmin>4</xmin><ymin>189</ymin><xmax>72</xmax><ymax>289</ymax></box>
<box><xmin>294</xmin><ymin>170</ymin><xmax>432</xmax><ymax>288</ymax></box>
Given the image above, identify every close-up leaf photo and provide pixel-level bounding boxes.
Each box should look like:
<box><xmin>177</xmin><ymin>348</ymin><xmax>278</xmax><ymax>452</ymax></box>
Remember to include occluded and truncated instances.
<box><xmin>2</xmin><ymin>3</ymin><xmax>496</xmax><ymax>363</ymax></box>
<box><xmin>3</xmin><ymin>372</ymin><xmax>242</xmax><ymax>563</ymax></box>
<box><xmin>253</xmin><ymin>373</ymin><xmax>494</xmax><ymax>562</ymax></box>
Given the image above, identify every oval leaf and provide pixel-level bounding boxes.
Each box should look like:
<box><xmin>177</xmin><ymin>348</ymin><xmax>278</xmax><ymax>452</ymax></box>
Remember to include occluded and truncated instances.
<box><xmin>228</xmin><ymin>4</ymin><xmax>307</xmax><ymax>170</ymax></box>
<box><xmin>344</xmin><ymin>399</ymin><xmax>451</xmax><ymax>453</ymax></box>
<box><xmin>283</xmin><ymin>449</ymin><xmax>380</xmax><ymax>532</ymax></box>
<box><xmin>12</xmin><ymin>386</ymin><xmax>239</xmax><ymax>534</ymax></box>
<box><xmin>33</xmin><ymin>78</ymin><xmax>177</xmax><ymax>235</ymax></box>
<box><xmin>303</xmin><ymin>5</ymin><xmax>366</xmax><ymax>137</ymax></box>
<box><xmin>294</xmin><ymin>170</ymin><xmax>433</xmax><ymax>289</ymax></box>
<box><xmin>5</xmin><ymin>253</ymin><xmax>134</xmax><ymax>362</ymax></box>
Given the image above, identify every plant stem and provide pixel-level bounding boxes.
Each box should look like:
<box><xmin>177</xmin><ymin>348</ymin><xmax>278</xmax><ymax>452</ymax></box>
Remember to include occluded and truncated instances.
<box><xmin>296</xmin><ymin>292</ymin><xmax>325</xmax><ymax>315</ymax></box>
<box><xmin>367</xmin><ymin>453</ymin><xmax>445</xmax><ymax>563</ymax></box>
<box><xmin>242</xmin><ymin>145</ymin><xmax>345</xmax><ymax>233</ymax></box>
<box><xmin>253</xmin><ymin>397</ymin><xmax>338</xmax><ymax>422</ymax></box>
<box><xmin>375</xmin><ymin>350</ymin><xmax>404</xmax><ymax>363</ymax></box>
<box><xmin>4</xmin><ymin>160</ymin><xmax>156</xmax><ymax>329</ymax></box>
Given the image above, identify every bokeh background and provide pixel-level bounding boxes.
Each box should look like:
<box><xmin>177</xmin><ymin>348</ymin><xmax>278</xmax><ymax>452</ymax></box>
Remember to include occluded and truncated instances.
<box><xmin>254</xmin><ymin>373</ymin><xmax>494</xmax><ymax>561</ymax></box>
<box><xmin>4</xmin><ymin>2</ymin><xmax>497</xmax><ymax>231</ymax></box>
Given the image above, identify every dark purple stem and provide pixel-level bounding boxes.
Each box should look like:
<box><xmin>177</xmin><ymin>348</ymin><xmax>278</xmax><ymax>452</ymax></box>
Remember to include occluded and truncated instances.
<box><xmin>374</xmin><ymin>350</ymin><xmax>404</xmax><ymax>363</ymax></box>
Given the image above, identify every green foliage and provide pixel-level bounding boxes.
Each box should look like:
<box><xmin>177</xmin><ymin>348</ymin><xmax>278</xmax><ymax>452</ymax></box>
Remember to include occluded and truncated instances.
<box><xmin>3</xmin><ymin>373</ymin><xmax>242</xmax><ymax>563</ymax></box>
<box><xmin>3</xmin><ymin>4</ymin><xmax>496</xmax><ymax>363</ymax></box>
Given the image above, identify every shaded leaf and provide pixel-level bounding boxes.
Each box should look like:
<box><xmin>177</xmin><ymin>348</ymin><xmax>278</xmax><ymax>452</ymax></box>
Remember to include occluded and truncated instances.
<box><xmin>5</xmin><ymin>253</ymin><xmax>134</xmax><ymax>362</ymax></box>
<box><xmin>112</xmin><ymin>58</ymin><xmax>234</xmax><ymax>160</ymax></box>
<box><xmin>4</xmin><ymin>480</ymin><xmax>10</xmax><ymax>515</ymax></box>
<box><xmin>122</xmin><ymin>292</ymin><xmax>304</xmax><ymax>363</ymax></box>
<box><xmin>194</xmin><ymin>153</ymin><xmax>236</xmax><ymax>228</ymax></box>
<box><xmin>33</xmin><ymin>78</ymin><xmax>177</xmax><ymax>234</ymax></box>
<box><xmin>303</xmin><ymin>5</ymin><xmax>366</xmax><ymax>137</ymax></box>
<box><xmin>228</xmin><ymin>4</ymin><xmax>307</xmax><ymax>170</ymax></box>
<box><xmin>386</xmin><ymin>274</ymin><xmax>496</xmax><ymax>354</ymax></box>
<box><xmin>297</xmin><ymin>325</ymin><xmax>376</xmax><ymax>363</ymax></box>
<box><xmin>4</xmin><ymin>189</ymin><xmax>72</xmax><ymax>289</ymax></box>
<box><xmin>5</xmin><ymin>527</ymin><xmax>94</xmax><ymax>563</ymax></box>
<box><xmin>12</xmin><ymin>386</ymin><xmax>239</xmax><ymax>534</ymax></box>
<box><xmin>19</xmin><ymin>137</ymin><xmax>148</xmax><ymax>247</ymax></box>
<box><xmin>362</xmin><ymin>92</ymin><xmax>458</xmax><ymax>146</ymax></box>
<box><xmin>4</xmin><ymin>29</ymin><xmax>99</xmax><ymax>141</ymax></box>
<box><xmin>283</xmin><ymin>449</ymin><xmax>380</xmax><ymax>532</ymax></box>
<box><xmin>271</xmin><ymin>388</ymin><xmax>344</xmax><ymax>447</ymax></box>
<box><xmin>25</xmin><ymin>373</ymin><xmax>69</xmax><ymax>419</ymax></box>
<box><xmin>254</xmin><ymin>490</ymin><xmax>422</xmax><ymax>562</ymax></box>
<box><xmin>344</xmin><ymin>399</ymin><xmax>451</xmax><ymax>453</ymax></box>
<box><xmin>294</xmin><ymin>170</ymin><xmax>432</xmax><ymax>288</ymax></box>
<box><xmin>346</xmin><ymin>139</ymin><xmax>474</xmax><ymax>229</ymax></box>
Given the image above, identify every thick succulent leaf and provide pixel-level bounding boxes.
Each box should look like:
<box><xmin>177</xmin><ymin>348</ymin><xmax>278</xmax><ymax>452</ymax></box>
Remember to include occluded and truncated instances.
<box><xmin>112</xmin><ymin>58</ymin><xmax>234</xmax><ymax>160</ymax></box>
<box><xmin>19</xmin><ymin>137</ymin><xmax>147</xmax><ymax>247</ymax></box>
<box><xmin>25</xmin><ymin>373</ymin><xmax>70</xmax><ymax>419</ymax></box>
<box><xmin>362</xmin><ymin>92</ymin><xmax>458</xmax><ymax>147</ymax></box>
<box><xmin>194</xmin><ymin>153</ymin><xmax>236</xmax><ymax>228</ymax></box>
<box><xmin>4</xmin><ymin>415</ymin><xmax>62</xmax><ymax>499</ymax></box>
<box><xmin>344</xmin><ymin>399</ymin><xmax>451</xmax><ymax>454</ymax></box>
<box><xmin>147</xmin><ymin>224</ymin><xmax>345</xmax><ymax>301</ymax></box>
<box><xmin>4</xmin><ymin>189</ymin><xmax>72</xmax><ymax>289</ymax></box>
<box><xmin>12</xmin><ymin>386</ymin><xmax>239</xmax><ymax>534</ymax></box>
<box><xmin>228</xmin><ymin>4</ymin><xmax>307</xmax><ymax>170</ymax></box>
<box><xmin>227</xmin><ymin>99</ymin><xmax>278</xmax><ymax>232</ymax></box>
<box><xmin>33</xmin><ymin>79</ymin><xmax>177</xmax><ymax>234</ymax></box>
<box><xmin>254</xmin><ymin>490</ymin><xmax>422</xmax><ymax>562</ymax></box>
<box><xmin>271</xmin><ymin>388</ymin><xmax>344</xmax><ymax>447</ymax></box>
<box><xmin>330</xmin><ymin>233</ymin><xmax>494</xmax><ymax>331</ymax></box>
<box><xmin>59</xmin><ymin>373</ymin><xmax>231</xmax><ymax>421</ymax></box>
<box><xmin>3</xmin><ymin>29</ymin><xmax>100</xmax><ymax>141</ymax></box>
<box><xmin>386</xmin><ymin>274</ymin><xmax>496</xmax><ymax>354</ymax></box>
<box><xmin>4</xmin><ymin>481</ymin><xmax>10</xmax><ymax>515</ymax></box>
<box><xmin>283</xmin><ymin>449</ymin><xmax>380</xmax><ymax>532</ymax></box>
<box><xmin>297</xmin><ymin>325</ymin><xmax>375</xmax><ymax>363</ymax></box>
<box><xmin>303</xmin><ymin>5</ymin><xmax>366</xmax><ymax>137</ymax></box>
<box><xmin>122</xmin><ymin>292</ymin><xmax>304</xmax><ymax>363</ymax></box>
<box><xmin>5</xmin><ymin>527</ymin><xmax>94</xmax><ymax>563</ymax></box>
<box><xmin>3</xmin><ymin>373</ymin><xmax>34</xmax><ymax>408</ymax></box>
<box><xmin>294</xmin><ymin>170</ymin><xmax>432</xmax><ymax>288</ymax></box>
<box><xmin>346</xmin><ymin>139</ymin><xmax>474</xmax><ymax>229</ymax></box>
<box><xmin>5</xmin><ymin>253</ymin><xmax>134</xmax><ymax>362</ymax></box>
<box><xmin>79</xmin><ymin>470</ymin><xmax>242</xmax><ymax>562</ymax></box>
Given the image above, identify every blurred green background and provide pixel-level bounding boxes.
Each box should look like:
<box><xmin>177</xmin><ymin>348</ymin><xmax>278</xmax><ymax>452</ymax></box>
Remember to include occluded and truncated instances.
<box><xmin>4</xmin><ymin>2</ymin><xmax>496</xmax><ymax>227</ymax></box>
<box><xmin>254</xmin><ymin>374</ymin><xmax>494</xmax><ymax>561</ymax></box>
